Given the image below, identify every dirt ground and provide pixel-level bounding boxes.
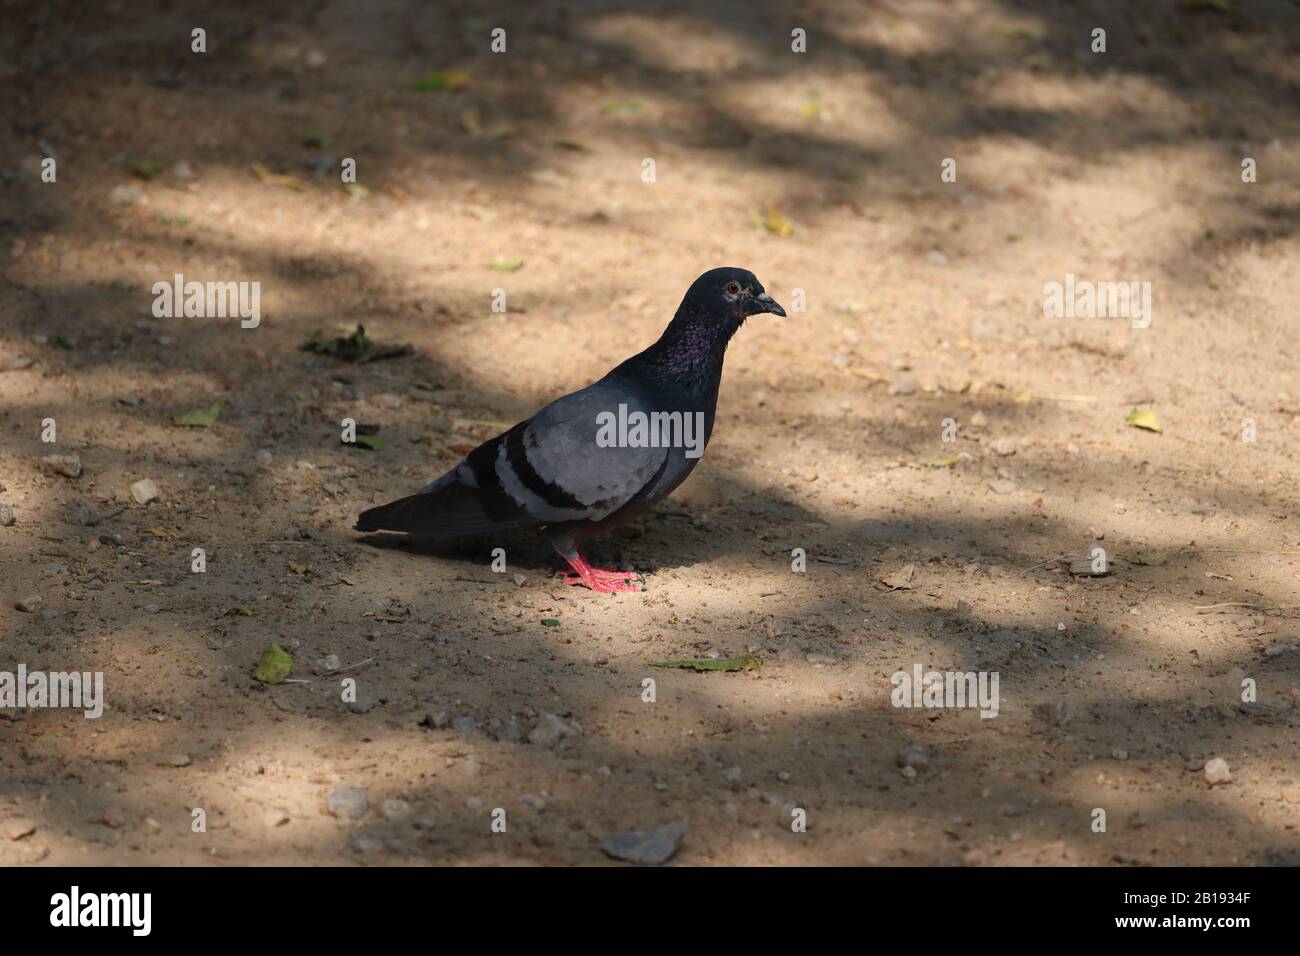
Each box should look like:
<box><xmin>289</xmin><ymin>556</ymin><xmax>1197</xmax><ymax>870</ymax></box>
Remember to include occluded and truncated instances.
<box><xmin>1</xmin><ymin>0</ymin><xmax>1298</xmax><ymax>866</ymax></box>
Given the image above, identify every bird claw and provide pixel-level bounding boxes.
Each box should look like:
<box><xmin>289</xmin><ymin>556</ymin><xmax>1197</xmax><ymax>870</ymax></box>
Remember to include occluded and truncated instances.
<box><xmin>557</xmin><ymin>563</ymin><xmax>646</xmax><ymax>594</ymax></box>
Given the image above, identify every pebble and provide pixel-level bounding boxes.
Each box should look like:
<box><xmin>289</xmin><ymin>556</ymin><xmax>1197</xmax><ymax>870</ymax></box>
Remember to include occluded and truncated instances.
<box><xmin>1203</xmin><ymin>758</ymin><xmax>1231</xmax><ymax>785</ymax></box>
<box><xmin>988</xmin><ymin>437</ymin><xmax>1018</xmax><ymax>456</ymax></box>
<box><xmin>380</xmin><ymin>799</ymin><xmax>411</xmax><ymax>821</ymax></box>
<box><xmin>14</xmin><ymin>594</ymin><xmax>41</xmax><ymax>613</ymax></box>
<box><xmin>986</xmin><ymin>477</ymin><xmax>1018</xmax><ymax>495</ymax></box>
<box><xmin>327</xmin><ymin>786</ymin><xmax>368</xmax><ymax>819</ymax></box>
<box><xmin>897</xmin><ymin>744</ymin><xmax>931</xmax><ymax>773</ymax></box>
<box><xmin>41</xmin><ymin>454</ymin><xmax>83</xmax><ymax>479</ymax></box>
<box><xmin>968</xmin><ymin>410</ymin><xmax>989</xmax><ymax>428</ymax></box>
<box><xmin>0</xmin><ymin>505</ymin><xmax>14</xmax><ymax>526</ymax></box>
<box><xmin>1263</xmin><ymin>643</ymin><xmax>1299</xmax><ymax>658</ymax></box>
<box><xmin>165</xmin><ymin>753</ymin><xmax>192</xmax><ymax>768</ymax></box>
<box><xmin>722</xmin><ymin>766</ymin><xmax>743</xmax><ymax>789</ymax></box>
<box><xmin>108</xmin><ymin>184</ymin><xmax>146</xmax><ymax>205</ymax></box>
<box><xmin>887</xmin><ymin>374</ymin><xmax>918</xmax><ymax>396</ymax></box>
<box><xmin>491</xmin><ymin>718</ymin><xmax>523</xmax><ymax>743</ymax></box>
<box><xmin>2</xmin><ymin>817</ymin><xmax>37</xmax><ymax>841</ymax></box>
<box><xmin>601</xmin><ymin>821</ymin><xmax>688</xmax><ymax>864</ymax></box>
<box><xmin>130</xmin><ymin>479</ymin><xmax>160</xmax><ymax>505</ymax></box>
<box><xmin>528</xmin><ymin>712</ymin><xmax>578</xmax><ymax>747</ymax></box>
<box><xmin>452</xmin><ymin>715</ymin><xmax>477</xmax><ymax>733</ymax></box>
<box><xmin>346</xmin><ymin>690</ymin><xmax>377</xmax><ymax>714</ymax></box>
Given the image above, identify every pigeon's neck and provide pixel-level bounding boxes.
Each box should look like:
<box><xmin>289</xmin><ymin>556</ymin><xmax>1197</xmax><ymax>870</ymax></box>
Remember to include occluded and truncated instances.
<box><xmin>638</xmin><ymin>310</ymin><xmax>742</xmax><ymax>390</ymax></box>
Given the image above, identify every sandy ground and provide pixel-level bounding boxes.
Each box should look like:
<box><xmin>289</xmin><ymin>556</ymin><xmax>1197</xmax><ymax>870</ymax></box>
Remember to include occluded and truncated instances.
<box><xmin>1</xmin><ymin>0</ymin><xmax>1298</xmax><ymax>865</ymax></box>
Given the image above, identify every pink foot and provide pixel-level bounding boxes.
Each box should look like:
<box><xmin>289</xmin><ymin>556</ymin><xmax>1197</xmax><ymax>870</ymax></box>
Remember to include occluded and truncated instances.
<box><xmin>558</xmin><ymin>554</ymin><xmax>645</xmax><ymax>594</ymax></box>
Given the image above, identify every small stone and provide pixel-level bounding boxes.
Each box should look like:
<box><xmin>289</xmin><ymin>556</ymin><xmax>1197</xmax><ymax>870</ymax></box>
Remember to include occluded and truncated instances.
<box><xmin>98</xmin><ymin>532</ymin><xmax>124</xmax><ymax>547</ymax></box>
<box><xmin>528</xmin><ymin>712</ymin><xmax>578</xmax><ymax>747</ymax></box>
<box><xmin>165</xmin><ymin>753</ymin><xmax>192</xmax><ymax>768</ymax></box>
<box><xmin>452</xmin><ymin>715</ymin><xmax>477</xmax><ymax>733</ymax></box>
<box><xmin>101</xmin><ymin>808</ymin><xmax>127</xmax><ymax>828</ymax></box>
<box><xmin>254</xmin><ymin>449</ymin><xmax>273</xmax><ymax>469</ymax></box>
<box><xmin>988</xmin><ymin>437</ymin><xmax>1018</xmax><ymax>456</ymax></box>
<box><xmin>109</xmin><ymin>184</ymin><xmax>145</xmax><ymax>206</ymax></box>
<box><xmin>346</xmin><ymin>688</ymin><xmax>378</xmax><ymax>714</ymax></box>
<box><xmin>897</xmin><ymin>744</ymin><xmax>931</xmax><ymax>773</ymax></box>
<box><xmin>986</xmin><ymin>477</ymin><xmax>1018</xmax><ymax>495</ymax></box>
<box><xmin>42</xmin><ymin>454</ymin><xmax>83</xmax><ymax>479</ymax></box>
<box><xmin>1263</xmin><ymin>643</ymin><xmax>1299</xmax><ymax>658</ymax></box>
<box><xmin>1112</xmin><ymin>748</ymin><xmax>1129</xmax><ymax>761</ymax></box>
<box><xmin>926</xmin><ymin>249</ymin><xmax>949</xmax><ymax>265</ymax></box>
<box><xmin>900</xmin><ymin>764</ymin><xmax>918</xmax><ymax>781</ymax></box>
<box><xmin>491</xmin><ymin>718</ymin><xmax>523</xmax><ymax>743</ymax></box>
<box><xmin>601</xmin><ymin>821</ymin><xmax>688</xmax><ymax>864</ymax></box>
<box><xmin>805</xmin><ymin>653</ymin><xmax>834</xmax><ymax>665</ymax></box>
<box><xmin>419</xmin><ymin>710</ymin><xmax>449</xmax><ymax>730</ymax></box>
<box><xmin>969</xmin><ymin>410</ymin><xmax>989</xmax><ymax>428</ymax></box>
<box><xmin>0</xmin><ymin>505</ymin><xmax>14</xmax><ymax>526</ymax></box>
<box><xmin>315</xmin><ymin>653</ymin><xmax>341</xmax><ymax>674</ymax></box>
<box><xmin>169</xmin><ymin>160</ymin><xmax>195</xmax><ymax>180</ymax></box>
<box><xmin>14</xmin><ymin>594</ymin><xmax>41</xmax><ymax>613</ymax></box>
<box><xmin>887</xmin><ymin>374</ymin><xmax>918</xmax><ymax>396</ymax></box>
<box><xmin>327</xmin><ymin>786</ymin><xmax>368</xmax><ymax>819</ymax></box>
<box><xmin>2</xmin><ymin>817</ymin><xmax>37</xmax><ymax>841</ymax></box>
<box><xmin>520</xmin><ymin>794</ymin><xmax>547</xmax><ymax>811</ymax></box>
<box><xmin>380</xmin><ymin>798</ymin><xmax>411</xmax><ymax>821</ymax></box>
<box><xmin>263</xmin><ymin>810</ymin><xmax>290</xmax><ymax>828</ymax></box>
<box><xmin>722</xmin><ymin>766</ymin><xmax>743</xmax><ymax>789</ymax></box>
<box><xmin>1033</xmin><ymin>700</ymin><xmax>1071</xmax><ymax>726</ymax></box>
<box><xmin>1203</xmin><ymin>758</ymin><xmax>1231</xmax><ymax>785</ymax></box>
<box><xmin>130</xmin><ymin>479</ymin><xmax>160</xmax><ymax>505</ymax></box>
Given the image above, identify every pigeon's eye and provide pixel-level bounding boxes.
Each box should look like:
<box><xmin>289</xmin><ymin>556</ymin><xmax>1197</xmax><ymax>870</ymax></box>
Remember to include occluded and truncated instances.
<box><xmin>725</xmin><ymin>282</ymin><xmax>741</xmax><ymax>295</ymax></box>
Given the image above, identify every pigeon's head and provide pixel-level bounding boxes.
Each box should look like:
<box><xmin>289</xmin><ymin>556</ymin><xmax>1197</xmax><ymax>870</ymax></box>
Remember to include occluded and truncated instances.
<box><xmin>685</xmin><ymin>267</ymin><xmax>787</xmax><ymax>321</ymax></box>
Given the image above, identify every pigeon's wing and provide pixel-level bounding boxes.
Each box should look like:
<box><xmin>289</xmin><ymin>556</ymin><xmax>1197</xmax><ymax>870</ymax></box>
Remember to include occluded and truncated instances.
<box><xmin>354</xmin><ymin>381</ymin><xmax>669</xmax><ymax>536</ymax></box>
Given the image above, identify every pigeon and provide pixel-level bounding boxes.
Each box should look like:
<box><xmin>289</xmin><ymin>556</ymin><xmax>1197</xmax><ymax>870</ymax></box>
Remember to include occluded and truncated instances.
<box><xmin>354</xmin><ymin>267</ymin><xmax>786</xmax><ymax>593</ymax></box>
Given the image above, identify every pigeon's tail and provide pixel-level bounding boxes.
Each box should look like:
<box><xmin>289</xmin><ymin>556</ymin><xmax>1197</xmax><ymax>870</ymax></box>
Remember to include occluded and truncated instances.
<box><xmin>354</xmin><ymin>468</ymin><xmax>537</xmax><ymax>538</ymax></box>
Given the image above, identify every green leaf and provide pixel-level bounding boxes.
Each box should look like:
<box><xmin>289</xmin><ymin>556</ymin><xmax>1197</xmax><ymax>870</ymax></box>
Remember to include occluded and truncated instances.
<box><xmin>131</xmin><ymin>161</ymin><xmax>164</xmax><ymax>180</ymax></box>
<box><xmin>918</xmin><ymin>456</ymin><xmax>961</xmax><ymax>469</ymax></box>
<box><xmin>490</xmin><ymin>256</ymin><xmax>525</xmax><ymax>273</ymax></box>
<box><xmin>599</xmin><ymin>99</ymin><xmax>643</xmax><ymax>114</ymax></box>
<box><xmin>1125</xmin><ymin>407</ymin><xmax>1163</xmax><ymax>433</ymax></box>
<box><xmin>49</xmin><ymin>335</ymin><xmax>74</xmax><ymax>350</ymax></box>
<box><xmin>540</xmin><ymin>618</ymin><xmax>561</xmax><ymax>627</ymax></box>
<box><xmin>1131</xmin><ymin>550</ymin><xmax>1168</xmax><ymax>566</ymax></box>
<box><xmin>405</xmin><ymin>69</ymin><xmax>470</xmax><ymax>92</ymax></box>
<box><xmin>649</xmin><ymin>655</ymin><xmax>762</xmax><ymax>672</ymax></box>
<box><xmin>351</xmin><ymin>434</ymin><xmax>393</xmax><ymax>451</ymax></box>
<box><xmin>752</xmin><ymin>206</ymin><xmax>794</xmax><ymax>237</ymax></box>
<box><xmin>253</xmin><ymin>643</ymin><xmax>293</xmax><ymax>684</ymax></box>
<box><xmin>302</xmin><ymin>130</ymin><xmax>332</xmax><ymax>148</ymax></box>
<box><xmin>174</xmin><ymin>402</ymin><xmax>222</xmax><ymax>427</ymax></box>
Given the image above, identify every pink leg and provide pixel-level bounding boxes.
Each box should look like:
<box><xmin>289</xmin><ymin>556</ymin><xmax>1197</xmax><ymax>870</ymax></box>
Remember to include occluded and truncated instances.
<box><xmin>557</xmin><ymin>551</ymin><xmax>645</xmax><ymax>594</ymax></box>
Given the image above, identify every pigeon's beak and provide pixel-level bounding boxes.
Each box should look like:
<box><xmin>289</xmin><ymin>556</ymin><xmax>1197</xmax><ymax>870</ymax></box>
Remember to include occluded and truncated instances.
<box><xmin>747</xmin><ymin>292</ymin><xmax>787</xmax><ymax>317</ymax></box>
